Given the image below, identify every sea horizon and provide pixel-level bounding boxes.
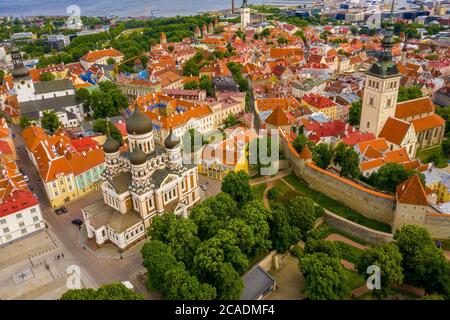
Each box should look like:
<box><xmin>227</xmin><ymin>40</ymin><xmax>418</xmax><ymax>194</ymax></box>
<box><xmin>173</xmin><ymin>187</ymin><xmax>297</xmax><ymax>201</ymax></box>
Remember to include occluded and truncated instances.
<box><xmin>0</xmin><ymin>0</ymin><xmax>275</xmax><ymax>18</ymax></box>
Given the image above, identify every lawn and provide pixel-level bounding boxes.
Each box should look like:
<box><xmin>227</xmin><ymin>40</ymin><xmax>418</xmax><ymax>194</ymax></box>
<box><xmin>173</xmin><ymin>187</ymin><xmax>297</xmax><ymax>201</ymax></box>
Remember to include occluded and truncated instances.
<box><xmin>335</xmin><ymin>241</ymin><xmax>364</xmax><ymax>264</ymax></box>
<box><xmin>251</xmin><ymin>183</ymin><xmax>267</xmax><ymax>203</ymax></box>
<box><xmin>268</xmin><ymin>180</ymin><xmax>300</xmax><ymax>207</ymax></box>
<box><xmin>417</xmin><ymin>145</ymin><xmax>448</xmax><ymax>169</ymax></box>
<box><xmin>283</xmin><ymin>174</ymin><xmax>391</xmax><ymax>233</ymax></box>
<box><xmin>343</xmin><ymin>269</ymin><xmax>366</xmax><ymax>291</ymax></box>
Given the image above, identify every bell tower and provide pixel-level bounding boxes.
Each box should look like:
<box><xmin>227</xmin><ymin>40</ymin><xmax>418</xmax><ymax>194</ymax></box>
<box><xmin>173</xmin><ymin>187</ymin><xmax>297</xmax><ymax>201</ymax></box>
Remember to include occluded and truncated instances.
<box><xmin>359</xmin><ymin>0</ymin><xmax>402</xmax><ymax>137</ymax></box>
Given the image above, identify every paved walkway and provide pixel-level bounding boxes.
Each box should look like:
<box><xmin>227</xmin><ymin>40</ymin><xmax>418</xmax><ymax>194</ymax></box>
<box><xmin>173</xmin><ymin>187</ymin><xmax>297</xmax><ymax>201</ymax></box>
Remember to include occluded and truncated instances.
<box><xmin>265</xmin><ymin>254</ymin><xmax>305</xmax><ymax>300</ymax></box>
<box><xmin>249</xmin><ymin>169</ymin><xmax>292</xmax><ymax>186</ymax></box>
<box><xmin>325</xmin><ymin>234</ymin><xmax>368</xmax><ymax>251</ymax></box>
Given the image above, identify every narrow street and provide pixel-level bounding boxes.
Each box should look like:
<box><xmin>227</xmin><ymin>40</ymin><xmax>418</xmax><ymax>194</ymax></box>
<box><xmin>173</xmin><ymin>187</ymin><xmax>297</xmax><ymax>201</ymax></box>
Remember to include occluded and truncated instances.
<box><xmin>10</xmin><ymin>125</ymin><xmax>147</xmax><ymax>295</ymax></box>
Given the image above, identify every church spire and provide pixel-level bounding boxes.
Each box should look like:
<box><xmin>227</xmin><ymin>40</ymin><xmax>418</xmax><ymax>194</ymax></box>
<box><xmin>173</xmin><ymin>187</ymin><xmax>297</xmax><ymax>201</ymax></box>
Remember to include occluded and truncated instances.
<box><xmin>367</xmin><ymin>0</ymin><xmax>399</xmax><ymax>78</ymax></box>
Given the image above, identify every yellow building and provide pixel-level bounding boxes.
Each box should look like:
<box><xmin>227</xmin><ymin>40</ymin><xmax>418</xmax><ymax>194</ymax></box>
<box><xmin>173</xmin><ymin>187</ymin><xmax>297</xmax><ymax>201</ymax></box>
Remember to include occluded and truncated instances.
<box><xmin>301</xmin><ymin>93</ymin><xmax>338</xmax><ymax>120</ymax></box>
<box><xmin>198</xmin><ymin>126</ymin><xmax>256</xmax><ymax>180</ymax></box>
<box><xmin>423</xmin><ymin>165</ymin><xmax>450</xmax><ymax>204</ymax></box>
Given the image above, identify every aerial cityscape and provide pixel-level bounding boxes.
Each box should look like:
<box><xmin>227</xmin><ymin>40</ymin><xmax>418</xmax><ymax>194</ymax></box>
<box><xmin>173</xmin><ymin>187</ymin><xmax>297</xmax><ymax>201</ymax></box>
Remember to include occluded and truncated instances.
<box><xmin>1</xmin><ymin>0</ymin><xmax>450</xmax><ymax>306</ymax></box>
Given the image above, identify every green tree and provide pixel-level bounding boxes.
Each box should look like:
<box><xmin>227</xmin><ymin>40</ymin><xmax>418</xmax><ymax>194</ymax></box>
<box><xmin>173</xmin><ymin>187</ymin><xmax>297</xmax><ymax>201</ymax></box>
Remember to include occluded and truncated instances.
<box><xmin>163</xmin><ymin>265</ymin><xmax>216</xmax><ymax>300</ymax></box>
<box><xmin>223</xmin><ymin>114</ymin><xmax>238</xmax><ymax>128</ymax></box>
<box><xmin>397</xmin><ymin>86</ymin><xmax>423</xmax><ymax>103</ymax></box>
<box><xmin>304</xmin><ymin>239</ymin><xmax>340</xmax><ymax>260</ymax></box>
<box><xmin>369</xmin><ymin>163</ymin><xmax>421</xmax><ymax>194</ymax></box>
<box><xmin>334</xmin><ymin>144</ymin><xmax>360</xmax><ymax>179</ymax></box>
<box><xmin>166</xmin><ymin>217</ymin><xmax>201</xmax><ymax>269</ymax></box>
<box><xmin>93</xmin><ymin>119</ymin><xmax>123</xmax><ymax>144</ymax></box>
<box><xmin>240</xmin><ymin>200</ymin><xmax>272</xmax><ymax>257</ymax></box>
<box><xmin>278</xmin><ymin>37</ymin><xmax>288</xmax><ymax>45</ymax></box>
<box><xmin>269</xmin><ymin>203</ymin><xmax>302</xmax><ymax>253</ymax></box>
<box><xmin>349</xmin><ymin>100</ymin><xmax>362</xmax><ymax>125</ymax></box>
<box><xmin>312</xmin><ymin>143</ymin><xmax>334</xmax><ymax>169</ymax></box>
<box><xmin>75</xmin><ymin>88</ymin><xmax>92</xmax><ymax>113</ymax></box>
<box><xmin>184</xmin><ymin>80</ymin><xmax>199</xmax><ymax>90</ymax></box>
<box><xmin>260</xmin><ymin>28</ymin><xmax>271</xmax><ymax>38</ymax></box>
<box><xmin>356</xmin><ymin>243</ymin><xmax>404</xmax><ymax>298</ymax></box>
<box><xmin>90</xmin><ymin>82</ymin><xmax>127</xmax><ymax>119</ymax></box>
<box><xmin>40</xmin><ymin>72</ymin><xmax>55</xmax><ymax>81</ymax></box>
<box><xmin>287</xmin><ymin>196</ymin><xmax>317</xmax><ymax>237</ymax></box>
<box><xmin>19</xmin><ymin>116</ymin><xmax>32</xmax><ymax>129</ymax></box>
<box><xmin>60</xmin><ymin>288</ymin><xmax>97</xmax><ymax>300</ymax></box>
<box><xmin>95</xmin><ymin>283</ymin><xmax>145</xmax><ymax>300</ymax></box>
<box><xmin>292</xmin><ymin>134</ymin><xmax>309</xmax><ymax>153</ymax></box>
<box><xmin>141</xmin><ymin>240</ymin><xmax>178</xmax><ymax>292</ymax></box>
<box><xmin>394</xmin><ymin>225</ymin><xmax>450</xmax><ymax>296</ymax></box>
<box><xmin>221</xmin><ymin>171</ymin><xmax>253</xmax><ymax>208</ymax></box>
<box><xmin>40</xmin><ymin>110</ymin><xmax>61</xmax><ymax>134</ymax></box>
<box><xmin>299</xmin><ymin>252</ymin><xmax>350</xmax><ymax>300</ymax></box>
<box><xmin>443</xmin><ymin>139</ymin><xmax>450</xmax><ymax>157</ymax></box>
<box><xmin>199</xmin><ymin>75</ymin><xmax>214</xmax><ymax>97</ymax></box>
<box><xmin>60</xmin><ymin>284</ymin><xmax>144</xmax><ymax>300</ymax></box>
<box><xmin>0</xmin><ymin>70</ymin><xmax>4</xmax><ymax>84</ymax></box>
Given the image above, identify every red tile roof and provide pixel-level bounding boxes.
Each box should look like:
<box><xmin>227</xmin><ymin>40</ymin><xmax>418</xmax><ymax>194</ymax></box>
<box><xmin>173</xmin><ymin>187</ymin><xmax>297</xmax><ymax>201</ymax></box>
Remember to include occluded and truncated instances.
<box><xmin>0</xmin><ymin>190</ymin><xmax>39</xmax><ymax>218</ymax></box>
<box><xmin>71</xmin><ymin>137</ymin><xmax>99</xmax><ymax>152</ymax></box>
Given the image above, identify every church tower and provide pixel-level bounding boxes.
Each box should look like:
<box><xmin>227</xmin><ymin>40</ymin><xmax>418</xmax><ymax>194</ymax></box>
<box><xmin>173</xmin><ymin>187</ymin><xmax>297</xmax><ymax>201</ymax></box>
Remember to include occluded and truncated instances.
<box><xmin>103</xmin><ymin>132</ymin><xmax>121</xmax><ymax>178</ymax></box>
<box><xmin>164</xmin><ymin>128</ymin><xmax>182</xmax><ymax>167</ymax></box>
<box><xmin>359</xmin><ymin>0</ymin><xmax>402</xmax><ymax>137</ymax></box>
<box><xmin>9</xmin><ymin>45</ymin><xmax>34</xmax><ymax>103</ymax></box>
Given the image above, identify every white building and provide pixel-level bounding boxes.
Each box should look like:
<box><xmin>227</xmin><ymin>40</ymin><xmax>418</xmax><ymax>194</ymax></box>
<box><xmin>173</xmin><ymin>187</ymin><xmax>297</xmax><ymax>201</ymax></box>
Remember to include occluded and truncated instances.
<box><xmin>0</xmin><ymin>190</ymin><xmax>45</xmax><ymax>246</ymax></box>
<box><xmin>241</xmin><ymin>7</ymin><xmax>251</xmax><ymax>30</ymax></box>
<box><xmin>9</xmin><ymin>46</ymin><xmax>84</xmax><ymax>128</ymax></box>
<box><xmin>82</xmin><ymin>108</ymin><xmax>201</xmax><ymax>251</ymax></box>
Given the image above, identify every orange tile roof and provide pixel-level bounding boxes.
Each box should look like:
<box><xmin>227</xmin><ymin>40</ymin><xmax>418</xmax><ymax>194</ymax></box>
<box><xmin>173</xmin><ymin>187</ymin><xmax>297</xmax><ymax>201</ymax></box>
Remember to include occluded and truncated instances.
<box><xmin>384</xmin><ymin>148</ymin><xmax>410</xmax><ymax>163</ymax></box>
<box><xmin>396</xmin><ymin>174</ymin><xmax>429</xmax><ymax>206</ymax></box>
<box><xmin>255</xmin><ymin>97</ymin><xmax>301</xmax><ymax>112</ymax></box>
<box><xmin>402</xmin><ymin>159</ymin><xmax>421</xmax><ymax>171</ymax></box>
<box><xmin>135</xmin><ymin>92</ymin><xmax>213</xmax><ymax>130</ymax></box>
<box><xmin>81</xmin><ymin>48</ymin><xmax>123</xmax><ymax>63</ymax></box>
<box><xmin>395</xmin><ymin>97</ymin><xmax>435</xmax><ymax>119</ymax></box>
<box><xmin>360</xmin><ymin>158</ymin><xmax>385</xmax><ymax>171</ymax></box>
<box><xmin>66</xmin><ymin>148</ymin><xmax>104</xmax><ymax>175</ymax></box>
<box><xmin>269</xmin><ymin>48</ymin><xmax>303</xmax><ymax>59</ymax></box>
<box><xmin>357</xmin><ymin>138</ymin><xmax>388</xmax><ymax>155</ymax></box>
<box><xmin>265</xmin><ymin>106</ymin><xmax>290</xmax><ymax>126</ymax></box>
<box><xmin>378</xmin><ymin>118</ymin><xmax>411</xmax><ymax>146</ymax></box>
<box><xmin>364</xmin><ymin>145</ymin><xmax>383</xmax><ymax>159</ymax></box>
<box><xmin>411</xmin><ymin>114</ymin><xmax>445</xmax><ymax>133</ymax></box>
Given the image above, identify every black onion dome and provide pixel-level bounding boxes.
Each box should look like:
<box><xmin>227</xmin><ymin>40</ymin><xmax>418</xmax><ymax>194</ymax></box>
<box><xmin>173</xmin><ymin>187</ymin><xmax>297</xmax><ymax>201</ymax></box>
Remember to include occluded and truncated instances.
<box><xmin>164</xmin><ymin>128</ymin><xmax>180</xmax><ymax>149</ymax></box>
<box><xmin>103</xmin><ymin>133</ymin><xmax>120</xmax><ymax>153</ymax></box>
<box><xmin>126</xmin><ymin>107</ymin><xmax>153</xmax><ymax>135</ymax></box>
<box><xmin>129</xmin><ymin>146</ymin><xmax>147</xmax><ymax>165</ymax></box>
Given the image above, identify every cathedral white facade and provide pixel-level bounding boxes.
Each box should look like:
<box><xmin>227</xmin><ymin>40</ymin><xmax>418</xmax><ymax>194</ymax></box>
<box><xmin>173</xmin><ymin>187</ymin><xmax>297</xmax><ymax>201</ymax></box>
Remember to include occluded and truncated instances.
<box><xmin>82</xmin><ymin>108</ymin><xmax>200</xmax><ymax>251</ymax></box>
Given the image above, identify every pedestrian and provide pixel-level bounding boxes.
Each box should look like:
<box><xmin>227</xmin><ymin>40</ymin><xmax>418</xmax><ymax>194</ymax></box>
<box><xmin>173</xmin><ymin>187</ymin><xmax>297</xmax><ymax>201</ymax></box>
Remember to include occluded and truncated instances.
<box><xmin>83</xmin><ymin>246</ymin><xmax>86</xmax><ymax>250</ymax></box>
<box><xmin>57</xmin><ymin>255</ymin><xmax>60</xmax><ymax>260</ymax></box>
<box><xmin>79</xmin><ymin>226</ymin><xmax>81</xmax><ymax>231</ymax></box>
<box><xmin>61</xmin><ymin>253</ymin><xmax>64</xmax><ymax>258</ymax></box>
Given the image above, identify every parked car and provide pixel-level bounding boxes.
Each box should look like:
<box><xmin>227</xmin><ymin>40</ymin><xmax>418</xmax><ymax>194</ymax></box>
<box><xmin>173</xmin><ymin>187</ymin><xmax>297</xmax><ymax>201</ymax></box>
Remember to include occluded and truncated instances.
<box><xmin>55</xmin><ymin>206</ymin><xmax>67</xmax><ymax>215</ymax></box>
<box><xmin>23</xmin><ymin>175</ymin><xmax>29</xmax><ymax>182</ymax></box>
<box><xmin>72</xmin><ymin>219</ymin><xmax>83</xmax><ymax>226</ymax></box>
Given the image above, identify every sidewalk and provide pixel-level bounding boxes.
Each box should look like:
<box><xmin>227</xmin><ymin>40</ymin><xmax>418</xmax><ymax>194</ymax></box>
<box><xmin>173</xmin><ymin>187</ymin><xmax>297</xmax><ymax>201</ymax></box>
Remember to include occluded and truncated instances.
<box><xmin>249</xmin><ymin>169</ymin><xmax>292</xmax><ymax>186</ymax></box>
<box><xmin>78</xmin><ymin>225</ymin><xmax>144</xmax><ymax>260</ymax></box>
